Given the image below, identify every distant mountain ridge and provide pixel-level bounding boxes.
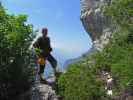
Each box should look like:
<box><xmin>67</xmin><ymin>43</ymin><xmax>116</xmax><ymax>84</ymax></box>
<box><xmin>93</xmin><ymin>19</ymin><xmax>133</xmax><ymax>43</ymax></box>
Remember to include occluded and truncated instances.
<box><xmin>63</xmin><ymin>48</ymin><xmax>94</xmax><ymax>69</ymax></box>
<box><xmin>63</xmin><ymin>57</ymin><xmax>81</xmax><ymax>69</ymax></box>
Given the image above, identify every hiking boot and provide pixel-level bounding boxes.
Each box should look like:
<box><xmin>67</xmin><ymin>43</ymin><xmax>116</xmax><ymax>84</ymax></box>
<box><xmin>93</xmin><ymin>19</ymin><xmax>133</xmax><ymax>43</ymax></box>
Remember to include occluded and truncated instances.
<box><xmin>40</xmin><ymin>79</ymin><xmax>47</xmax><ymax>84</ymax></box>
<box><xmin>40</xmin><ymin>73</ymin><xmax>47</xmax><ymax>84</ymax></box>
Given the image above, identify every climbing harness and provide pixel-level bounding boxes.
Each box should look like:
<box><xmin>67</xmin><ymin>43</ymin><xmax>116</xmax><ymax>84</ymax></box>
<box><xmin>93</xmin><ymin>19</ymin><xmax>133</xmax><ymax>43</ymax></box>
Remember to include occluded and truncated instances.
<box><xmin>37</xmin><ymin>57</ymin><xmax>45</xmax><ymax>65</ymax></box>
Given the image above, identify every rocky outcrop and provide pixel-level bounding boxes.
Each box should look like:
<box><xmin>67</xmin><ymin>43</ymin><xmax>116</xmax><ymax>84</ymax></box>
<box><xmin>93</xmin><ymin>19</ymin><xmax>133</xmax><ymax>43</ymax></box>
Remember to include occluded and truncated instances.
<box><xmin>80</xmin><ymin>0</ymin><xmax>112</xmax><ymax>51</ymax></box>
<box><xmin>32</xmin><ymin>82</ymin><xmax>58</xmax><ymax>100</ymax></box>
<box><xmin>31</xmin><ymin>67</ymin><xmax>58</xmax><ymax>100</ymax></box>
<box><xmin>17</xmin><ymin>77</ymin><xmax>58</xmax><ymax>100</ymax></box>
<box><xmin>19</xmin><ymin>83</ymin><xmax>58</xmax><ymax>100</ymax></box>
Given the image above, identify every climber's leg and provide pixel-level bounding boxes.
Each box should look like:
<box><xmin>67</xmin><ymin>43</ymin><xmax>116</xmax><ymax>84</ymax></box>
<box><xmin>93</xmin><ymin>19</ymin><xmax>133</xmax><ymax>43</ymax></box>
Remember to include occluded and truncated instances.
<box><xmin>39</xmin><ymin>64</ymin><xmax>46</xmax><ymax>82</ymax></box>
<box><xmin>47</xmin><ymin>54</ymin><xmax>57</xmax><ymax>73</ymax></box>
<box><xmin>39</xmin><ymin>65</ymin><xmax>45</xmax><ymax>74</ymax></box>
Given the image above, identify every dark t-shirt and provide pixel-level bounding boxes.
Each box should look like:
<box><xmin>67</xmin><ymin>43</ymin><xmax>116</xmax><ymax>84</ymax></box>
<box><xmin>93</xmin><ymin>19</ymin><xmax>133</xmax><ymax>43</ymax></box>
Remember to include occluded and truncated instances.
<box><xmin>34</xmin><ymin>36</ymin><xmax>52</xmax><ymax>57</ymax></box>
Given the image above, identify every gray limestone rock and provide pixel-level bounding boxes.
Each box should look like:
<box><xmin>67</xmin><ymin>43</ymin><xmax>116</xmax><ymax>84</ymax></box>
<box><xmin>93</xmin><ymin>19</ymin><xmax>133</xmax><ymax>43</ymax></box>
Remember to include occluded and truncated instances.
<box><xmin>80</xmin><ymin>0</ymin><xmax>112</xmax><ymax>50</ymax></box>
<box><xmin>31</xmin><ymin>77</ymin><xmax>58</xmax><ymax>100</ymax></box>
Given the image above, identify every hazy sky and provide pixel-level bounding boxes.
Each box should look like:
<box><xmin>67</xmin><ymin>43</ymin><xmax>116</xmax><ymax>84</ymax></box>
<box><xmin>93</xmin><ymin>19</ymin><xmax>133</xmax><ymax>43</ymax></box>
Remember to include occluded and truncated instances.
<box><xmin>2</xmin><ymin>0</ymin><xmax>92</xmax><ymax>58</ymax></box>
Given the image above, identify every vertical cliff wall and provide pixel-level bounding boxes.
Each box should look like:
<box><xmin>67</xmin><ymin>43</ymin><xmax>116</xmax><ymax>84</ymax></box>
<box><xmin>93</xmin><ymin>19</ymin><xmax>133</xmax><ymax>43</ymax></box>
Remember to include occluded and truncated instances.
<box><xmin>80</xmin><ymin>0</ymin><xmax>112</xmax><ymax>50</ymax></box>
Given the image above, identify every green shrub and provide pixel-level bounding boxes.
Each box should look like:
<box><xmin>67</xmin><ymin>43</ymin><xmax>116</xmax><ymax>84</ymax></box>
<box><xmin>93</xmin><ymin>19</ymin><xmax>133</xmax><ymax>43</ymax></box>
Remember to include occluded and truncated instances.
<box><xmin>57</xmin><ymin>0</ymin><xmax>133</xmax><ymax>99</ymax></box>
<box><xmin>58</xmin><ymin>62</ymin><xmax>105</xmax><ymax>100</ymax></box>
<box><xmin>0</xmin><ymin>4</ymin><xmax>34</xmax><ymax>99</ymax></box>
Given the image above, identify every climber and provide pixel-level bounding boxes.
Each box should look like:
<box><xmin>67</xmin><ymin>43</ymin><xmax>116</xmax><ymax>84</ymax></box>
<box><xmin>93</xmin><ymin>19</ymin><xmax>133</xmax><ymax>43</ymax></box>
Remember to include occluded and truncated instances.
<box><xmin>33</xmin><ymin>28</ymin><xmax>57</xmax><ymax>82</ymax></box>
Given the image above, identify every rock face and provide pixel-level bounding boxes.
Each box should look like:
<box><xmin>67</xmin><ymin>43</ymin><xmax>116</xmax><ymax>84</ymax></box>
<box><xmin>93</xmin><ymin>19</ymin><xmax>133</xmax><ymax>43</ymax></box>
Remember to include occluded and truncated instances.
<box><xmin>80</xmin><ymin>0</ymin><xmax>112</xmax><ymax>50</ymax></box>
<box><xmin>32</xmin><ymin>82</ymin><xmax>58</xmax><ymax>100</ymax></box>
<box><xmin>17</xmin><ymin>81</ymin><xmax>58</xmax><ymax>100</ymax></box>
<box><xmin>31</xmin><ymin>71</ymin><xmax>58</xmax><ymax>100</ymax></box>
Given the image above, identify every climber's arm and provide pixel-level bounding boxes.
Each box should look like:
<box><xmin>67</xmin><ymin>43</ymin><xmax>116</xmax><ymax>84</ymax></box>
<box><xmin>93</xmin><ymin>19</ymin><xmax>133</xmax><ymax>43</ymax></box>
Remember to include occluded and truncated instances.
<box><xmin>33</xmin><ymin>37</ymin><xmax>41</xmax><ymax>48</ymax></box>
<box><xmin>47</xmin><ymin>37</ymin><xmax>53</xmax><ymax>52</ymax></box>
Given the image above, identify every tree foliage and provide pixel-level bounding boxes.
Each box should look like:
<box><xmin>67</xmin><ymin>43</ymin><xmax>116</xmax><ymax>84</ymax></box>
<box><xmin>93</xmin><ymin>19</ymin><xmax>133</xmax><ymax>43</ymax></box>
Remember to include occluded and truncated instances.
<box><xmin>104</xmin><ymin>0</ymin><xmax>133</xmax><ymax>30</ymax></box>
<box><xmin>92</xmin><ymin>0</ymin><xmax>133</xmax><ymax>95</ymax></box>
<box><xmin>57</xmin><ymin>0</ymin><xmax>133</xmax><ymax>99</ymax></box>
<box><xmin>58</xmin><ymin>62</ymin><xmax>105</xmax><ymax>100</ymax></box>
<box><xmin>0</xmin><ymin>4</ymin><xmax>34</xmax><ymax>99</ymax></box>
